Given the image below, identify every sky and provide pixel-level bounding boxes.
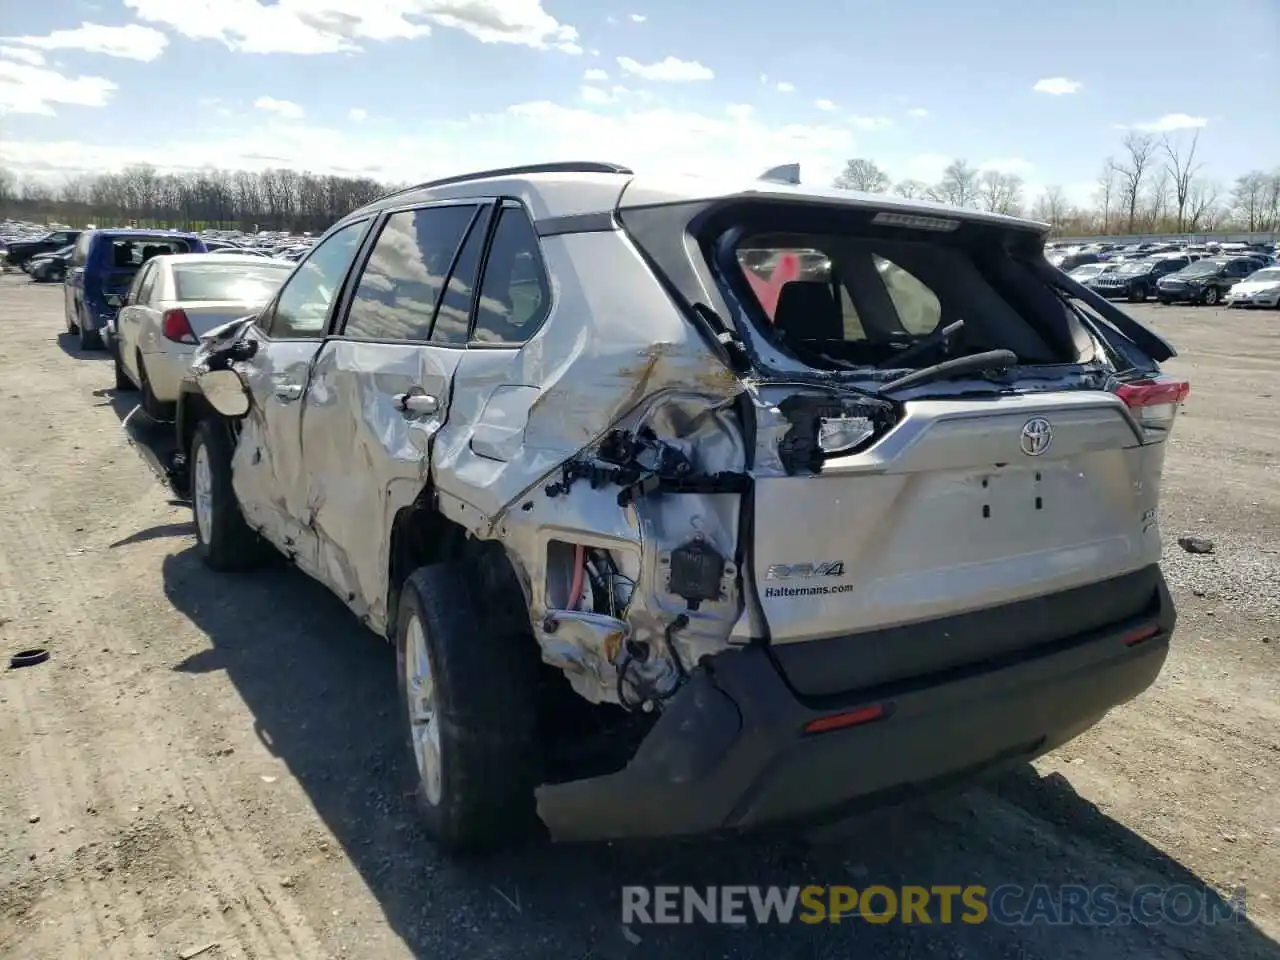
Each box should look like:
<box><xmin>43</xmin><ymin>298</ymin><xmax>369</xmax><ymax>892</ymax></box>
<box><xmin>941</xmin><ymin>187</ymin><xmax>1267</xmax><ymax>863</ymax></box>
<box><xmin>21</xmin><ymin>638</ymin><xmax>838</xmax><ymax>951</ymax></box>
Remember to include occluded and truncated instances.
<box><xmin>0</xmin><ymin>0</ymin><xmax>1276</xmax><ymax>206</ymax></box>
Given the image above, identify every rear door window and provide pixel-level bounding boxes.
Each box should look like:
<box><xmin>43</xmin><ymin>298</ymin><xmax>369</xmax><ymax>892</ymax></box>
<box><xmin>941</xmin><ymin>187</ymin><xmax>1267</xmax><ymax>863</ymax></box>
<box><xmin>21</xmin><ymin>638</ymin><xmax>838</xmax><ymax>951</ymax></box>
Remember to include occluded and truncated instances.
<box><xmin>341</xmin><ymin>204</ymin><xmax>478</xmax><ymax>343</ymax></box>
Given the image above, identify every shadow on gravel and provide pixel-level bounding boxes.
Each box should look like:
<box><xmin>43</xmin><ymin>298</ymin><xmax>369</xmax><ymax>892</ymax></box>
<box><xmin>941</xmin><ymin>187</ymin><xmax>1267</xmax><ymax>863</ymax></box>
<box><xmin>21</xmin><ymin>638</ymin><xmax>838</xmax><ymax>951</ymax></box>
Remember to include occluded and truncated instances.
<box><xmin>55</xmin><ymin>330</ymin><xmax>111</xmax><ymax>361</ymax></box>
<box><xmin>148</xmin><ymin>545</ymin><xmax>1280</xmax><ymax>960</ymax></box>
<box><xmin>92</xmin><ymin>385</ymin><xmax>187</xmax><ymax>501</ymax></box>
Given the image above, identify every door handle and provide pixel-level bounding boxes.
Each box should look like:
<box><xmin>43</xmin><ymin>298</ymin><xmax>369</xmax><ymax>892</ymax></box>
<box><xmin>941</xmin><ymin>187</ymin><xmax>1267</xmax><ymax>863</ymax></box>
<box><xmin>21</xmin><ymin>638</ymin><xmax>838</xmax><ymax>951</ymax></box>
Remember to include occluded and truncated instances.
<box><xmin>274</xmin><ymin>382</ymin><xmax>303</xmax><ymax>402</ymax></box>
<box><xmin>397</xmin><ymin>392</ymin><xmax>439</xmax><ymax>415</ymax></box>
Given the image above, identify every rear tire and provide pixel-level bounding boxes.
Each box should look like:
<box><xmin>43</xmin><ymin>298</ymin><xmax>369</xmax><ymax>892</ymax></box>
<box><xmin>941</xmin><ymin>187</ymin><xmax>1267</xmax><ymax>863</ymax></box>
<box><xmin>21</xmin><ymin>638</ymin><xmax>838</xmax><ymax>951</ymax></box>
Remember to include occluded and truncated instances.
<box><xmin>78</xmin><ymin>311</ymin><xmax>102</xmax><ymax>350</ymax></box>
<box><xmin>137</xmin><ymin>354</ymin><xmax>174</xmax><ymax>421</ymax></box>
<box><xmin>190</xmin><ymin>418</ymin><xmax>273</xmax><ymax>571</ymax></box>
<box><xmin>395</xmin><ymin>562</ymin><xmax>542</xmax><ymax>853</ymax></box>
<box><xmin>113</xmin><ymin>350</ymin><xmax>134</xmax><ymax>391</ymax></box>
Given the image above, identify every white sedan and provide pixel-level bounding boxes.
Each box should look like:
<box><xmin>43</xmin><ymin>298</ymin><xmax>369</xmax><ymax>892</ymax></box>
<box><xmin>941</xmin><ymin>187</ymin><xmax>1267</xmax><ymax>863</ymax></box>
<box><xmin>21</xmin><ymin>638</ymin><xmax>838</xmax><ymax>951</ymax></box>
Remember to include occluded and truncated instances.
<box><xmin>112</xmin><ymin>253</ymin><xmax>294</xmax><ymax>419</ymax></box>
<box><xmin>1225</xmin><ymin>266</ymin><xmax>1280</xmax><ymax>309</ymax></box>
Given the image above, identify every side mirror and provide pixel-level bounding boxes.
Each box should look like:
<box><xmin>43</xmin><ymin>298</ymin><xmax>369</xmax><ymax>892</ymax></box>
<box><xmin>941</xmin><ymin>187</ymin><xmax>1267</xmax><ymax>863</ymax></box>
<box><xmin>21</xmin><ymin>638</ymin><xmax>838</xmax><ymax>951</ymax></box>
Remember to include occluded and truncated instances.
<box><xmin>105</xmin><ymin>293</ymin><xmax>124</xmax><ymax>308</ymax></box>
<box><xmin>198</xmin><ymin>369</ymin><xmax>251</xmax><ymax>418</ymax></box>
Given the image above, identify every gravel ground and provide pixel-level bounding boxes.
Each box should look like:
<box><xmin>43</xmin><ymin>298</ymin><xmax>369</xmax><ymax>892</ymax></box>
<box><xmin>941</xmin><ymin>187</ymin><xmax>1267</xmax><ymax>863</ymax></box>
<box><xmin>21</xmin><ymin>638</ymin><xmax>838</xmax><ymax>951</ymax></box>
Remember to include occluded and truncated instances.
<box><xmin>0</xmin><ymin>273</ymin><xmax>1277</xmax><ymax>960</ymax></box>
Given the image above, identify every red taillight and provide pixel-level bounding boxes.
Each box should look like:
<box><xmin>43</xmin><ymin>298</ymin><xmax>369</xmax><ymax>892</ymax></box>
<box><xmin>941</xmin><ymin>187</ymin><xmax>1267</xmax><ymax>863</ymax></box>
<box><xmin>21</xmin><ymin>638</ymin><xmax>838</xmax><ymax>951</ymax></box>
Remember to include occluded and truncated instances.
<box><xmin>161</xmin><ymin>308</ymin><xmax>197</xmax><ymax>345</ymax></box>
<box><xmin>803</xmin><ymin>703</ymin><xmax>887</xmax><ymax>734</ymax></box>
<box><xmin>1115</xmin><ymin>376</ymin><xmax>1189</xmax><ymax>442</ymax></box>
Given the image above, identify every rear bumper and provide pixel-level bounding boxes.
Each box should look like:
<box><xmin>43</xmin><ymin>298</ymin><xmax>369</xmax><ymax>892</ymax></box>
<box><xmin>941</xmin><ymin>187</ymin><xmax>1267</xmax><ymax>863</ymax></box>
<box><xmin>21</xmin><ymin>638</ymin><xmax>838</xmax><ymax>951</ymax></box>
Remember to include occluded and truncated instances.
<box><xmin>535</xmin><ymin>571</ymin><xmax>1174</xmax><ymax>842</ymax></box>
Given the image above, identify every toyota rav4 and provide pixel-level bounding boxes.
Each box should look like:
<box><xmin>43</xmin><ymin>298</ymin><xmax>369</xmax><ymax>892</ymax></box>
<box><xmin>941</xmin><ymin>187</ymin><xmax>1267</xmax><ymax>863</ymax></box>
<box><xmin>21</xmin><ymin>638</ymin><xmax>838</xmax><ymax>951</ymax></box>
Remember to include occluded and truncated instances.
<box><xmin>173</xmin><ymin>161</ymin><xmax>1186</xmax><ymax>852</ymax></box>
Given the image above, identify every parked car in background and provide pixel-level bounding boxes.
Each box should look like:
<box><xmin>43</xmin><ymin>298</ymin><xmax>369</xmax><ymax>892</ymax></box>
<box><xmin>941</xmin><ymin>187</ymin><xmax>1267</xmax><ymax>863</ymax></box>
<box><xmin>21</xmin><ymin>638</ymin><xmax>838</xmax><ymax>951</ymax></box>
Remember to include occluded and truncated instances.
<box><xmin>28</xmin><ymin>245</ymin><xmax>75</xmax><ymax>283</ymax></box>
<box><xmin>209</xmin><ymin>246</ymin><xmax>273</xmax><ymax>258</ymax></box>
<box><xmin>1067</xmin><ymin>262</ymin><xmax>1116</xmax><ymax>282</ymax></box>
<box><xmin>112</xmin><ymin>254</ymin><xmax>293</xmax><ymax>419</ymax></box>
<box><xmin>2</xmin><ymin>228</ymin><xmax>81</xmax><ymax>271</ymax></box>
<box><xmin>1156</xmin><ymin>257</ymin><xmax>1260</xmax><ymax>306</ymax></box>
<box><xmin>1087</xmin><ymin>255</ymin><xmax>1195</xmax><ymax>302</ymax></box>
<box><xmin>64</xmin><ymin>229</ymin><xmax>206</xmax><ymax>350</ymax></box>
<box><xmin>173</xmin><ymin>162</ymin><xmax>1184</xmax><ymax>853</ymax></box>
<box><xmin>1224</xmin><ymin>266</ymin><xmax>1280</xmax><ymax>308</ymax></box>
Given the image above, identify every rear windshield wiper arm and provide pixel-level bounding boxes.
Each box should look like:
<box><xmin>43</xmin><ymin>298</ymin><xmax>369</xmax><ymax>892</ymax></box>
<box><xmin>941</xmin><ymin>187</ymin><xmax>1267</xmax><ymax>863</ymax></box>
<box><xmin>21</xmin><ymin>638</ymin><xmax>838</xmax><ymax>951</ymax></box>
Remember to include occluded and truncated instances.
<box><xmin>879</xmin><ymin>349</ymin><xmax>1018</xmax><ymax>395</ymax></box>
<box><xmin>878</xmin><ymin>318</ymin><xmax>965</xmax><ymax>369</ymax></box>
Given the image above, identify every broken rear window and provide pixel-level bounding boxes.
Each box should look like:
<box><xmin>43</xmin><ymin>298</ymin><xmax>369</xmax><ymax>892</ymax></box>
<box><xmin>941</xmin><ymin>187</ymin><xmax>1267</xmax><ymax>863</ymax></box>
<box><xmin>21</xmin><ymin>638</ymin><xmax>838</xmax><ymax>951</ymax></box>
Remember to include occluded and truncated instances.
<box><xmin>729</xmin><ymin>229</ymin><xmax>1079</xmax><ymax>371</ymax></box>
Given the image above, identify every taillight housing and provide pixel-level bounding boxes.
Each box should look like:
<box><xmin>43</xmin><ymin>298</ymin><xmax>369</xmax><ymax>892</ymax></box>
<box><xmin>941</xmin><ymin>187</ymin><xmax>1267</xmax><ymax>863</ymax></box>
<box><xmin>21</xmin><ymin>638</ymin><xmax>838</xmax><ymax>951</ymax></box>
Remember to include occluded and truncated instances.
<box><xmin>1115</xmin><ymin>375</ymin><xmax>1190</xmax><ymax>442</ymax></box>
<box><xmin>161</xmin><ymin>308</ymin><xmax>198</xmax><ymax>345</ymax></box>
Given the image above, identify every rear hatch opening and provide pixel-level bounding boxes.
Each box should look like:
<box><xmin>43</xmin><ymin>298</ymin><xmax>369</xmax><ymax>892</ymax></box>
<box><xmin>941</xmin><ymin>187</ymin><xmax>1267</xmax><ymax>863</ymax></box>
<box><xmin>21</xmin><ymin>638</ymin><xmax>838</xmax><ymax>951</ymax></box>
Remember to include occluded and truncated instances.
<box><xmin>622</xmin><ymin>196</ymin><xmax>1188</xmax><ymax>691</ymax></box>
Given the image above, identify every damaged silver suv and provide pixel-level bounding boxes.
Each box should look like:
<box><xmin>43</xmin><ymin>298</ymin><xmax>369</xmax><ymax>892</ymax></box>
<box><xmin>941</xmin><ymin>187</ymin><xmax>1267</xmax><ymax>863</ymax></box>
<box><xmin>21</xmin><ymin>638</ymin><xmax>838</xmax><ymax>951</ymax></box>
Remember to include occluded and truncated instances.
<box><xmin>174</xmin><ymin>161</ymin><xmax>1187</xmax><ymax>851</ymax></box>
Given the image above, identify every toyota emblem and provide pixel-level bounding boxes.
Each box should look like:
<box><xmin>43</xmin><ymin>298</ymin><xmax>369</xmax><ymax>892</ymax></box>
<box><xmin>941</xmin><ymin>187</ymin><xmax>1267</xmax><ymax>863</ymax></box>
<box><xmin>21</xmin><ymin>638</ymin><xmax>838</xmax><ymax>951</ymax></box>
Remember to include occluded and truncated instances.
<box><xmin>1020</xmin><ymin>417</ymin><xmax>1053</xmax><ymax>456</ymax></box>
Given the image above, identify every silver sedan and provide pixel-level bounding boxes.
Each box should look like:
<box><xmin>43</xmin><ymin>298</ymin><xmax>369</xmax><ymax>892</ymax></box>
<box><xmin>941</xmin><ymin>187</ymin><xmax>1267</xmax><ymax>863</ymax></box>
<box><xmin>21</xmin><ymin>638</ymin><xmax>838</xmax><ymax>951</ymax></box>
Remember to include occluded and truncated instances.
<box><xmin>112</xmin><ymin>253</ymin><xmax>294</xmax><ymax>419</ymax></box>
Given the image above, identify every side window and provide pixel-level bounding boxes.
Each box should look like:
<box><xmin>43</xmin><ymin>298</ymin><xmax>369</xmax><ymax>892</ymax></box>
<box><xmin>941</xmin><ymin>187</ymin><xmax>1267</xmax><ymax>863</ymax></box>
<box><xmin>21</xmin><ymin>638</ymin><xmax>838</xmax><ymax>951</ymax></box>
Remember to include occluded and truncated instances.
<box><xmin>872</xmin><ymin>254</ymin><xmax>942</xmax><ymax>335</ymax></box>
<box><xmin>124</xmin><ymin>263</ymin><xmax>152</xmax><ymax>304</ymax></box>
<box><xmin>432</xmin><ymin>212</ymin><xmax>488</xmax><ymax>344</ymax></box>
<box><xmin>267</xmin><ymin>220</ymin><xmax>368</xmax><ymax>339</ymax></box>
<box><xmin>138</xmin><ymin>267</ymin><xmax>161</xmax><ymax>305</ymax></box>
<box><xmin>72</xmin><ymin>234</ymin><xmax>91</xmax><ymax>267</ymax></box>
<box><xmin>472</xmin><ymin>206</ymin><xmax>552</xmax><ymax>345</ymax></box>
<box><xmin>343</xmin><ymin>205</ymin><xmax>477</xmax><ymax>342</ymax></box>
<box><xmin>49</xmin><ymin>232</ymin><xmax>70</xmax><ymax>246</ymax></box>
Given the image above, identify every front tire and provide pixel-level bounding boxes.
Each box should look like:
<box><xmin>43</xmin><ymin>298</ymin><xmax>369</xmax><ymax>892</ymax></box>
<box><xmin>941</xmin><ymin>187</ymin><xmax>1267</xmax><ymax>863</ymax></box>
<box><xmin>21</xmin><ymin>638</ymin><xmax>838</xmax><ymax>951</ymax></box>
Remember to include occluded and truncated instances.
<box><xmin>395</xmin><ymin>562</ymin><xmax>542</xmax><ymax>853</ymax></box>
<box><xmin>1129</xmin><ymin>282</ymin><xmax>1148</xmax><ymax>303</ymax></box>
<box><xmin>190</xmin><ymin>418</ymin><xmax>273</xmax><ymax>571</ymax></box>
<box><xmin>1202</xmin><ymin>286</ymin><xmax>1220</xmax><ymax>306</ymax></box>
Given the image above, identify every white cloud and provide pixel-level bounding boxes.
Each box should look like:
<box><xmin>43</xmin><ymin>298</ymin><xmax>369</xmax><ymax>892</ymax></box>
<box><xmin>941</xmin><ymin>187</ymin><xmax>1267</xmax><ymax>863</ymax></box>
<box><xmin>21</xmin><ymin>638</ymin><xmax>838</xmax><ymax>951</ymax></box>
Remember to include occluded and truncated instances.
<box><xmin>616</xmin><ymin>55</ymin><xmax>712</xmax><ymax>81</ymax></box>
<box><xmin>848</xmin><ymin>116</ymin><xmax>892</xmax><ymax>131</ymax></box>
<box><xmin>979</xmin><ymin>157</ymin><xmax>1034</xmax><ymax>175</ymax></box>
<box><xmin>123</xmin><ymin>0</ymin><xmax>580</xmax><ymax>55</ymax></box>
<box><xmin>0</xmin><ymin>99</ymin><xmax>856</xmax><ymax>189</ymax></box>
<box><xmin>0</xmin><ymin>45</ymin><xmax>46</xmax><ymax>66</ymax></box>
<box><xmin>348</xmin><ymin>107</ymin><xmax>368</xmax><ymax>121</ymax></box>
<box><xmin>897</xmin><ymin>153</ymin><xmax>951</xmax><ymax>183</ymax></box>
<box><xmin>814</xmin><ymin>99</ymin><xmax>837</xmax><ymax>111</ymax></box>
<box><xmin>580</xmin><ymin>85</ymin><xmax>611</xmax><ymax>105</ymax></box>
<box><xmin>583</xmin><ymin>67</ymin><xmax>608</xmax><ymax>80</ymax></box>
<box><xmin>254</xmin><ymin>96</ymin><xmax>304</xmax><ymax>119</ymax></box>
<box><xmin>629</xmin><ymin>13</ymin><xmax>647</xmax><ymax>22</ymax></box>
<box><xmin>1135</xmin><ymin>113</ymin><xmax>1208</xmax><ymax>132</ymax></box>
<box><xmin>1</xmin><ymin>22</ymin><xmax>168</xmax><ymax>61</ymax></box>
<box><xmin>1033</xmin><ymin>76</ymin><xmax>1082</xmax><ymax>95</ymax></box>
<box><xmin>776</xmin><ymin>81</ymin><xmax>795</xmax><ymax>93</ymax></box>
<box><xmin>758</xmin><ymin>73</ymin><xmax>767</xmax><ymax>84</ymax></box>
<box><xmin>0</xmin><ymin>60</ymin><xmax>116</xmax><ymax>115</ymax></box>
<box><xmin>906</xmin><ymin>107</ymin><xmax>929</xmax><ymax>118</ymax></box>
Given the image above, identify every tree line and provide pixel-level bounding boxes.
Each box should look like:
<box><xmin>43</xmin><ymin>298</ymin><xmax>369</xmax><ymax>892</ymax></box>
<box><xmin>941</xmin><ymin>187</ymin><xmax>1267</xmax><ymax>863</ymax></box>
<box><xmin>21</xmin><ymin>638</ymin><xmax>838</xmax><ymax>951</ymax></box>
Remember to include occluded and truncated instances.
<box><xmin>833</xmin><ymin>131</ymin><xmax>1280</xmax><ymax>237</ymax></box>
<box><xmin>2</xmin><ymin>129</ymin><xmax>1277</xmax><ymax>238</ymax></box>
<box><xmin>0</xmin><ymin>165</ymin><xmax>403</xmax><ymax>234</ymax></box>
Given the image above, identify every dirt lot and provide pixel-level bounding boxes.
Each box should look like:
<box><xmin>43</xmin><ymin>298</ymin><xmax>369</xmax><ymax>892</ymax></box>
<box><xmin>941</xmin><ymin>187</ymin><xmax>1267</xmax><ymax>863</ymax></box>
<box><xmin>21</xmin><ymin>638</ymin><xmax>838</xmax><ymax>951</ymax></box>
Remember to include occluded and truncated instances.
<box><xmin>0</xmin><ymin>272</ymin><xmax>1277</xmax><ymax>960</ymax></box>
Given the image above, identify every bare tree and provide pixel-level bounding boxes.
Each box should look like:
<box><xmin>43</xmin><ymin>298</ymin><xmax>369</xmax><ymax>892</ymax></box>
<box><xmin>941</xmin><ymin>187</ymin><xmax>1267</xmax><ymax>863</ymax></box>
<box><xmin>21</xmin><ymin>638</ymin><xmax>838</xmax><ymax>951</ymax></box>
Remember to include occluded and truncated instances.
<box><xmin>1185</xmin><ymin>178</ymin><xmax>1220</xmax><ymax>231</ymax></box>
<box><xmin>929</xmin><ymin>159</ymin><xmax>980</xmax><ymax>208</ymax></box>
<box><xmin>1094</xmin><ymin>160</ymin><xmax>1117</xmax><ymax>233</ymax></box>
<box><xmin>892</xmin><ymin>178</ymin><xmax>927</xmax><ymax>199</ymax></box>
<box><xmin>832</xmin><ymin>158</ymin><xmax>891</xmax><ymax>193</ymax></box>
<box><xmin>1113</xmin><ymin>133</ymin><xmax>1156</xmax><ymax>232</ymax></box>
<box><xmin>1031</xmin><ymin>185</ymin><xmax>1068</xmax><ymax>227</ymax></box>
<box><xmin>1143</xmin><ymin>168</ymin><xmax>1172</xmax><ymax>231</ymax></box>
<box><xmin>1263</xmin><ymin>170</ymin><xmax>1280</xmax><ymax>231</ymax></box>
<box><xmin>977</xmin><ymin>170</ymin><xmax>1024</xmax><ymax>215</ymax></box>
<box><xmin>1232</xmin><ymin>171</ymin><xmax>1269</xmax><ymax>231</ymax></box>
<box><xmin>1160</xmin><ymin>130</ymin><xmax>1202</xmax><ymax>232</ymax></box>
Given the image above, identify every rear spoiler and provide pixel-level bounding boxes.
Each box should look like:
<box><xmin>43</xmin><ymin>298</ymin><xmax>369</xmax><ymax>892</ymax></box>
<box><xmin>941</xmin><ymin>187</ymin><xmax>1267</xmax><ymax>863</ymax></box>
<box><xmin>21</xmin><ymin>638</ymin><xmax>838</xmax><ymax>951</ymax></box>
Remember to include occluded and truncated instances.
<box><xmin>1033</xmin><ymin>259</ymin><xmax>1177</xmax><ymax>362</ymax></box>
<box><xmin>758</xmin><ymin>163</ymin><xmax>801</xmax><ymax>185</ymax></box>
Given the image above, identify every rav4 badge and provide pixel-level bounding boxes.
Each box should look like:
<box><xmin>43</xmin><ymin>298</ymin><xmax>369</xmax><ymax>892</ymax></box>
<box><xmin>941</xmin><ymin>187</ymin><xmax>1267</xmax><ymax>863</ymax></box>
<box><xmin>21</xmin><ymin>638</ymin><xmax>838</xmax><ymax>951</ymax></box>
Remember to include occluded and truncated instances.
<box><xmin>765</xmin><ymin>561</ymin><xmax>846</xmax><ymax>580</ymax></box>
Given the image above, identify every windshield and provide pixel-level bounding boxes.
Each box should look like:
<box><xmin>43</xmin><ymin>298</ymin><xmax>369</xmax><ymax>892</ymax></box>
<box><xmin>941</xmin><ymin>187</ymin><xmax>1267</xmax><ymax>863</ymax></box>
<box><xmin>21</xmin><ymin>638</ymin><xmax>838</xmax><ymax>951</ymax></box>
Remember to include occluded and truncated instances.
<box><xmin>1246</xmin><ymin>267</ymin><xmax>1280</xmax><ymax>283</ymax></box>
<box><xmin>1069</xmin><ymin>263</ymin><xmax>1107</xmax><ymax>278</ymax></box>
<box><xmin>1180</xmin><ymin>260</ymin><xmax>1224</xmax><ymax>278</ymax></box>
<box><xmin>1115</xmin><ymin>260</ymin><xmax>1155</xmax><ymax>275</ymax></box>
<box><xmin>173</xmin><ymin>262</ymin><xmax>293</xmax><ymax>301</ymax></box>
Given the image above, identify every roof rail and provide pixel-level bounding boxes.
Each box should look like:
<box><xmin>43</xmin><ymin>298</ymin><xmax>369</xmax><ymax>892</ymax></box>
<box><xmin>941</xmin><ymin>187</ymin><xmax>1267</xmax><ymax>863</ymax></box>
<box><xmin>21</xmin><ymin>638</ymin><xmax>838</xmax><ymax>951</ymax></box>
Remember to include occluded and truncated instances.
<box><xmin>371</xmin><ymin>161</ymin><xmax>635</xmax><ymax>205</ymax></box>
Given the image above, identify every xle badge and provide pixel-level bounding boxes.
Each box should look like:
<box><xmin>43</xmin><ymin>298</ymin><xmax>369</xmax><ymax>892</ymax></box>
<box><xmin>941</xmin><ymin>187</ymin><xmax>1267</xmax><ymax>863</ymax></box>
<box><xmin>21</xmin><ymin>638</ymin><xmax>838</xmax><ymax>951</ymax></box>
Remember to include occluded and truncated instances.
<box><xmin>765</xmin><ymin>561</ymin><xmax>846</xmax><ymax>580</ymax></box>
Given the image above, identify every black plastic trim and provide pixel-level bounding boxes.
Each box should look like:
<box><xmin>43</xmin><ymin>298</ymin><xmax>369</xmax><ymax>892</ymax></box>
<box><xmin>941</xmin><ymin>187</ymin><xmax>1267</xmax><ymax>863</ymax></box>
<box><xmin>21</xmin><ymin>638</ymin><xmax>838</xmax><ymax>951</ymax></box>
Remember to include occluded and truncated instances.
<box><xmin>536</xmin><ymin>212</ymin><xmax>618</xmax><ymax>236</ymax></box>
